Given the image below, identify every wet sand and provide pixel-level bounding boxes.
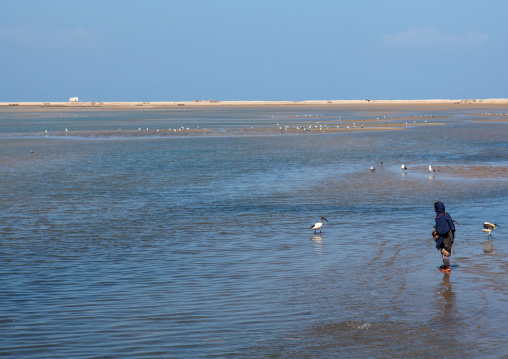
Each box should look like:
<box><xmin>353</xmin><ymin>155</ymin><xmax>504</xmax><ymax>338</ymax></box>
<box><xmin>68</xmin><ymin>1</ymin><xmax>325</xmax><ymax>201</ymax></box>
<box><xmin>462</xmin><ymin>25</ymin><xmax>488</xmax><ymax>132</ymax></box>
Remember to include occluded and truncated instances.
<box><xmin>1</xmin><ymin>102</ymin><xmax>453</xmax><ymax>142</ymax></box>
<box><xmin>3</xmin><ymin>101</ymin><xmax>508</xmax><ymax>182</ymax></box>
<box><xmin>33</xmin><ymin>122</ymin><xmax>430</xmax><ymax>138</ymax></box>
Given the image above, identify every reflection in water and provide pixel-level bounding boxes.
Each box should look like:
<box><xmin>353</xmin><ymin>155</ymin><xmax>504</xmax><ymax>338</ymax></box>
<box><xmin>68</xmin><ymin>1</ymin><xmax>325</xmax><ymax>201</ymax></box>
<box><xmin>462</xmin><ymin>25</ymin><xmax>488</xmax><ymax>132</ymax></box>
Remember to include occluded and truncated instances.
<box><xmin>483</xmin><ymin>240</ymin><xmax>496</xmax><ymax>254</ymax></box>
<box><xmin>311</xmin><ymin>234</ymin><xmax>323</xmax><ymax>255</ymax></box>
<box><xmin>438</xmin><ymin>272</ymin><xmax>456</xmax><ymax>319</ymax></box>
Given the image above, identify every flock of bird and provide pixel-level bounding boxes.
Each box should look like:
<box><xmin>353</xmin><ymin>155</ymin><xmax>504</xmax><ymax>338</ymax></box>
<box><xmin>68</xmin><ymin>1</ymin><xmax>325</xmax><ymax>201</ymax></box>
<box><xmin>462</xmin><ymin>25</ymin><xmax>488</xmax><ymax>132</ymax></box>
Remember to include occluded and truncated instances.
<box><xmin>369</xmin><ymin>163</ymin><xmax>441</xmax><ymax>172</ymax></box>
<box><xmin>42</xmin><ymin>127</ymin><xmax>503</xmax><ymax>242</ymax></box>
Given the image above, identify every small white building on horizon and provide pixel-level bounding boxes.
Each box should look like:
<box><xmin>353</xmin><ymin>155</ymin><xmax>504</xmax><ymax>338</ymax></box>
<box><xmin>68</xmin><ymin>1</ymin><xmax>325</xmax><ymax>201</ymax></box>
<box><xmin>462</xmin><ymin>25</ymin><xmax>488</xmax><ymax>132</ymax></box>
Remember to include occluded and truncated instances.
<box><xmin>69</xmin><ymin>97</ymin><xmax>78</xmax><ymax>102</ymax></box>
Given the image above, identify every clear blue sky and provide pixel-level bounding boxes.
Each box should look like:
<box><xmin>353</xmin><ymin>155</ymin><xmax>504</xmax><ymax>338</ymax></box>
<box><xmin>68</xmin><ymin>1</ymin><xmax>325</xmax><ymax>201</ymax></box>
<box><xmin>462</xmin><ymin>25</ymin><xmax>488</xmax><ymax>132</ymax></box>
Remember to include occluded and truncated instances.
<box><xmin>1</xmin><ymin>0</ymin><xmax>507</xmax><ymax>102</ymax></box>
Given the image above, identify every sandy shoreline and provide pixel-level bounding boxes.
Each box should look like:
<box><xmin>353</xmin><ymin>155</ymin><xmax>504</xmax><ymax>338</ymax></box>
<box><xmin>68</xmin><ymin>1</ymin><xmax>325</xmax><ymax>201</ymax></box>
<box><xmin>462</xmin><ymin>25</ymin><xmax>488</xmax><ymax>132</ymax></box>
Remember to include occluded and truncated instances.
<box><xmin>1</xmin><ymin>98</ymin><xmax>508</xmax><ymax>108</ymax></box>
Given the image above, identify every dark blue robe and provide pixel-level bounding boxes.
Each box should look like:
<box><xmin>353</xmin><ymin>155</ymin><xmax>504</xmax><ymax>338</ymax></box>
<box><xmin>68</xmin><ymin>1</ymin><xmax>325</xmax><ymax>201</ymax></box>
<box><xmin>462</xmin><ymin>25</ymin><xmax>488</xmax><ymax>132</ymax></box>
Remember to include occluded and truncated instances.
<box><xmin>434</xmin><ymin>201</ymin><xmax>455</xmax><ymax>250</ymax></box>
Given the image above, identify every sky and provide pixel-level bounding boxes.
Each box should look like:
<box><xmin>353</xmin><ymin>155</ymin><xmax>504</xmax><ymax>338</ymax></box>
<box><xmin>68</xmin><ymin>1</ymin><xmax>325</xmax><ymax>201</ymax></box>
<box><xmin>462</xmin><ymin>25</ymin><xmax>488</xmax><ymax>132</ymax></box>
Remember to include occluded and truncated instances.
<box><xmin>1</xmin><ymin>0</ymin><xmax>507</xmax><ymax>102</ymax></box>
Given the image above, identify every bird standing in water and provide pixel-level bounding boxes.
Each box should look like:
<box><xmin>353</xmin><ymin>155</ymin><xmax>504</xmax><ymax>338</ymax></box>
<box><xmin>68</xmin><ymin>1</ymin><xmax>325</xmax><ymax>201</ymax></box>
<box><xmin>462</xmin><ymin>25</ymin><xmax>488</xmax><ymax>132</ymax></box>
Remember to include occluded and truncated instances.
<box><xmin>310</xmin><ymin>217</ymin><xmax>328</xmax><ymax>234</ymax></box>
<box><xmin>482</xmin><ymin>222</ymin><xmax>501</xmax><ymax>239</ymax></box>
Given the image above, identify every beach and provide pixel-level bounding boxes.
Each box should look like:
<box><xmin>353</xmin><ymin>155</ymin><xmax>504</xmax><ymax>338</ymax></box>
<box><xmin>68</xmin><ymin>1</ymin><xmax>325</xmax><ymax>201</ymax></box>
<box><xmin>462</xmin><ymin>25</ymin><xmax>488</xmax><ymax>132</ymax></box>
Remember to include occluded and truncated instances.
<box><xmin>1</xmin><ymin>102</ymin><xmax>508</xmax><ymax>358</ymax></box>
<box><xmin>2</xmin><ymin>98</ymin><xmax>508</xmax><ymax>108</ymax></box>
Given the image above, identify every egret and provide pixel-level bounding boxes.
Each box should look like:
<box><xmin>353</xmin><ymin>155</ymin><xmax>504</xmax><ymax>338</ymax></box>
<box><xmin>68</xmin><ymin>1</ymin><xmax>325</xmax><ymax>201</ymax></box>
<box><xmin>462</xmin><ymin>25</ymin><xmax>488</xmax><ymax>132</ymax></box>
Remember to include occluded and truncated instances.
<box><xmin>482</xmin><ymin>222</ymin><xmax>501</xmax><ymax>239</ymax></box>
<box><xmin>310</xmin><ymin>217</ymin><xmax>328</xmax><ymax>234</ymax></box>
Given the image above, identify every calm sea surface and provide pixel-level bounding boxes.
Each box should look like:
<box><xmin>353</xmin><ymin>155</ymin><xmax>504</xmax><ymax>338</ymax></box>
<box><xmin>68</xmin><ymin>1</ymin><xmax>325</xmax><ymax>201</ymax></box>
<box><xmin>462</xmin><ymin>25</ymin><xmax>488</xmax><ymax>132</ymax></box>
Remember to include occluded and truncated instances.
<box><xmin>1</xmin><ymin>104</ymin><xmax>508</xmax><ymax>358</ymax></box>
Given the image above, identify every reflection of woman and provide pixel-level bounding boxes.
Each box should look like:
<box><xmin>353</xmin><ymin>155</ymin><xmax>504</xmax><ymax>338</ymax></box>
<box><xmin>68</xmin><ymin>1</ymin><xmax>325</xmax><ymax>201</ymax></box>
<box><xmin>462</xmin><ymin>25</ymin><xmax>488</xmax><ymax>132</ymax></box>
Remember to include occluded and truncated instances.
<box><xmin>440</xmin><ymin>272</ymin><xmax>455</xmax><ymax>319</ymax></box>
<box><xmin>432</xmin><ymin>201</ymin><xmax>456</xmax><ymax>272</ymax></box>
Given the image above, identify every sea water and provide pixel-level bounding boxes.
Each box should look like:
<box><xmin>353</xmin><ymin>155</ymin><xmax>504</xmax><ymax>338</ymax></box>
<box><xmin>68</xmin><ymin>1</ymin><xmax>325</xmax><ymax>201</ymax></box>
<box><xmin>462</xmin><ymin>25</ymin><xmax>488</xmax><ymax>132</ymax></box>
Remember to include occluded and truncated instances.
<box><xmin>1</xmin><ymin>105</ymin><xmax>507</xmax><ymax>358</ymax></box>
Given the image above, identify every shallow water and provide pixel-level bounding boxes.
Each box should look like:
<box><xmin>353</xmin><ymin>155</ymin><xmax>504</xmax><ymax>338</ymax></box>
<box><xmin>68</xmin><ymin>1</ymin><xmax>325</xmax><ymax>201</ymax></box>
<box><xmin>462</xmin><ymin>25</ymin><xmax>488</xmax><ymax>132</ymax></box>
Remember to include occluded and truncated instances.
<box><xmin>1</xmin><ymin>105</ymin><xmax>508</xmax><ymax>358</ymax></box>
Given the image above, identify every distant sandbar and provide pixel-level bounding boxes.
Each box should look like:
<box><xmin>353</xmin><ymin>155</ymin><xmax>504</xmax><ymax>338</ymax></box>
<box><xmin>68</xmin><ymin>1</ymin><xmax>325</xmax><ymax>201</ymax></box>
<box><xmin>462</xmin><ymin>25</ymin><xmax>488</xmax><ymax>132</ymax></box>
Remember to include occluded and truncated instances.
<box><xmin>2</xmin><ymin>98</ymin><xmax>508</xmax><ymax>108</ymax></box>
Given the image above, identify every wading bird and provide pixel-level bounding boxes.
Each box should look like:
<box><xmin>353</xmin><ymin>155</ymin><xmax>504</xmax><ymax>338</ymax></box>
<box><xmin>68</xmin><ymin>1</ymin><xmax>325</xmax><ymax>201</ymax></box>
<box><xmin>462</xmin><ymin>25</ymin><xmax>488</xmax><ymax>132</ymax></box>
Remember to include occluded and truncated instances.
<box><xmin>482</xmin><ymin>222</ymin><xmax>501</xmax><ymax>239</ymax></box>
<box><xmin>310</xmin><ymin>217</ymin><xmax>328</xmax><ymax>234</ymax></box>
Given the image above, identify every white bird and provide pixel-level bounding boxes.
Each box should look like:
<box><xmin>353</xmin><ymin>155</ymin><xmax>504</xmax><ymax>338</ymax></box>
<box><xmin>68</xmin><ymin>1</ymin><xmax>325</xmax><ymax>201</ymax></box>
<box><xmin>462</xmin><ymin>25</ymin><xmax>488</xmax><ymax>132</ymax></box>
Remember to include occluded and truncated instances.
<box><xmin>401</xmin><ymin>164</ymin><xmax>407</xmax><ymax>170</ymax></box>
<box><xmin>310</xmin><ymin>217</ymin><xmax>328</xmax><ymax>234</ymax></box>
<box><xmin>482</xmin><ymin>222</ymin><xmax>501</xmax><ymax>239</ymax></box>
<box><xmin>370</xmin><ymin>165</ymin><xmax>376</xmax><ymax>172</ymax></box>
<box><xmin>429</xmin><ymin>165</ymin><xmax>439</xmax><ymax>172</ymax></box>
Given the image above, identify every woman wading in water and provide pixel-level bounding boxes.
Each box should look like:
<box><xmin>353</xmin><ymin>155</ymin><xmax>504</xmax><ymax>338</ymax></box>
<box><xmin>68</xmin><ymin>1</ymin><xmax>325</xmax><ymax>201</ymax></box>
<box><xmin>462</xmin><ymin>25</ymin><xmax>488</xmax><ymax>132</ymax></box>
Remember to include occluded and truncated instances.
<box><xmin>432</xmin><ymin>201</ymin><xmax>456</xmax><ymax>272</ymax></box>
